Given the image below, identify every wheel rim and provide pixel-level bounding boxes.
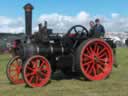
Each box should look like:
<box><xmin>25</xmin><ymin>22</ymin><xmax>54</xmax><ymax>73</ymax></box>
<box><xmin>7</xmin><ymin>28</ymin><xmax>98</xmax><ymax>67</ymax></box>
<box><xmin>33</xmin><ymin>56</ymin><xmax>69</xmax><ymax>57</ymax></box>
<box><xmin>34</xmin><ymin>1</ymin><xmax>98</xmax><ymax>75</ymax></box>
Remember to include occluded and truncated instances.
<box><xmin>23</xmin><ymin>56</ymin><xmax>51</xmax><ymax>87</ymax></box>
<box><xmin>7</xmin><ymin>56</ymin><xmax>24</xmax><ymax>84</ymax></box>
<box><xmin>80</xmin><ymin>39</ymin><xmax>113</xmax><ymax>80</ymax></box>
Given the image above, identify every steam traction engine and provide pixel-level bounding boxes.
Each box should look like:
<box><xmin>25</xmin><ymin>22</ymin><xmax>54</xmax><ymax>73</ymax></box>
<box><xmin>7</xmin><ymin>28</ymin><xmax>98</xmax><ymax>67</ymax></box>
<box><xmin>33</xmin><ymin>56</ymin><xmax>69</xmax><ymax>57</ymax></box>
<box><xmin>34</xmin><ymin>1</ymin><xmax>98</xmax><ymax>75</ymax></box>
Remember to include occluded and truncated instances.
<box><xmin>6</xmin><ymin>4</ymin><xmax>115</xmax><ymax>88</ymax></box>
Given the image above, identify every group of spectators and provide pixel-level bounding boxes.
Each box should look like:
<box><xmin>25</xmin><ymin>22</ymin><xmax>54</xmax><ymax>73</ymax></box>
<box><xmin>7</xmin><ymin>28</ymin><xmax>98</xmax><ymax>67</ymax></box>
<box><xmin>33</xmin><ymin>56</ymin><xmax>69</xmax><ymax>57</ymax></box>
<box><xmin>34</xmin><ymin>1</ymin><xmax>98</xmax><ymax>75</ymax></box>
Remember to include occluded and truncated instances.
<box><xmin>89</xmin><ymin>18</ymin><xmax>105</xmax><ymax>38</ymax></box>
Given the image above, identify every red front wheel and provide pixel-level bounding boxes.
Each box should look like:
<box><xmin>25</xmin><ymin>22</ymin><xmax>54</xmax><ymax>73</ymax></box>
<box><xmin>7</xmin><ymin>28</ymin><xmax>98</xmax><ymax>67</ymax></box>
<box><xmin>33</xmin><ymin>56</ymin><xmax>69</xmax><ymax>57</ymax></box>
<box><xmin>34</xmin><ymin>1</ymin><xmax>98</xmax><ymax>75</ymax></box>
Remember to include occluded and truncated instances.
<box><xmin>6</xmin><ymin>56</ymin><xmax>24</xmax><ymax>84</ymax></box>
<box><xmin>23</xmin><ymin>55</ymin><xmax>52</xmax><ymax>88</ymax></box>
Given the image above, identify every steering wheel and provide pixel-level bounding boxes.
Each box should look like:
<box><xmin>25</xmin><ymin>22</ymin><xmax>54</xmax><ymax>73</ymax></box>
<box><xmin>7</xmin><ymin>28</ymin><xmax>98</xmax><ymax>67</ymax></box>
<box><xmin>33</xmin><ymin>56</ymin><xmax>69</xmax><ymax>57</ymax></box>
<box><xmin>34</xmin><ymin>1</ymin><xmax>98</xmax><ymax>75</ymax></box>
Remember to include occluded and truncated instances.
<box><xmin>63</xmin><ymin>25</ymin><xmax>89</xmax><ymax>49</ymax></box>
<box><xmin>66</xmin><ymin>25</ymin><xmax>89</xmax><ymax>38</ymax></box>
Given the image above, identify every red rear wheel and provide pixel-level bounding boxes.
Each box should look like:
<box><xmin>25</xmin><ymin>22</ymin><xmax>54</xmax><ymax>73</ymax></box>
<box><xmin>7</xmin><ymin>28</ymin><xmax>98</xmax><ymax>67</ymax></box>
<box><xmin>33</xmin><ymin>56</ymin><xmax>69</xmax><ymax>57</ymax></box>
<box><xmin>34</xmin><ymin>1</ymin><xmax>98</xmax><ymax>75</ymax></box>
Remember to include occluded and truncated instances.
<box><xmin>76</xmin><ymin>39</ymin><xmax>113</xmax><ymax>80</ymax></box>
<box><xmin>6</xmin><ymin>56</ymin><xmax>24</xmax><ymax>84</ymax></box>
<box><xmin>23</xmin><ymin>55</ymin><xmax>51</xmax><ymax>88</ymax></box>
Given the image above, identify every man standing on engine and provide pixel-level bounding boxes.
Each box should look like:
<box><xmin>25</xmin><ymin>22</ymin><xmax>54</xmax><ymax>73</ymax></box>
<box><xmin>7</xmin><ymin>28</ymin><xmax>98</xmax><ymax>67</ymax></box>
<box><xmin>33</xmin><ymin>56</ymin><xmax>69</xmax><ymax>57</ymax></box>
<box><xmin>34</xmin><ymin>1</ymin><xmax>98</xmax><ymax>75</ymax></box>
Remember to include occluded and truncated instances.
<box><xmin>94</xmin><ymin>18</ymin><xmax>105</xmax><ymax>38</ymax></box>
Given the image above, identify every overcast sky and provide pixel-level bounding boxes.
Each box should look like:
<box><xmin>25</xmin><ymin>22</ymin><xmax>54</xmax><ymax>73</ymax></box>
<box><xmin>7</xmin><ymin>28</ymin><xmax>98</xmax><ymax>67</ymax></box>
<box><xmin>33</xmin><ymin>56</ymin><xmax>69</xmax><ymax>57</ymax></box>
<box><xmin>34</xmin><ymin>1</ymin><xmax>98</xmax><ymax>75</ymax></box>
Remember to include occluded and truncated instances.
<box><xmin>0</xmin><ymin>0</ymin><xmax>128</xmax><ymax>33</ymax></box>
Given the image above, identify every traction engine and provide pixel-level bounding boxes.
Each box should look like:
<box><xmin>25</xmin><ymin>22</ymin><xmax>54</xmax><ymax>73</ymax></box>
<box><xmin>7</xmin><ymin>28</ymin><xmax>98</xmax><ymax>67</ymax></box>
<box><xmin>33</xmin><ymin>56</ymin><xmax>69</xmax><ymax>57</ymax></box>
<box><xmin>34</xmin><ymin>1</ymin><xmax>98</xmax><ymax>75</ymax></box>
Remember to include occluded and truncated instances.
<box><xmin>6</xmin><ymin>4</ymin><xmax>116</xmax><ymax>87</ymax></box>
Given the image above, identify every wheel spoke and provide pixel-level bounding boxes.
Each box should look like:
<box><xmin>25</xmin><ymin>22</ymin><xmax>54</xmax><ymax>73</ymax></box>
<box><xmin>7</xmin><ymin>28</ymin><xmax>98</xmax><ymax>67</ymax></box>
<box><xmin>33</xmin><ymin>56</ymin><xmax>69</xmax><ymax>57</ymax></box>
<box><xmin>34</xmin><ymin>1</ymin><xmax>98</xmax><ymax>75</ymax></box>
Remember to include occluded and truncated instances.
<box><xmin>36</xmin><ymin>74</ymin><xmax>39</xmax><ymax>84</ymax></box>
<box><xmin>88</xmin><ymin>67</ymin><xmax>93</xmax><ymax>74</ymax></box>
<box><xmin>26</xmin><ymin>72</ymin><xmax>34</xmax><ymax>77</ymax></box>
<box><xmin>98</xmin><ymin>48</ymin><xmax>106</xmax><ymax>56</ymax></box>
<box><xmin>98</xmin><ymin>53</ymin><xmax>106</xmax><ymax>58</ymax></box>
<box><xmin>11</xmin><ymin>73</ymin><xmax>18</xmax><ymax>80</ymax></box>
<box><xmin>96</xmin><ymin>46</ymin><xmax>100</xmax><ymax>54</ymax></box>
<box><xmin>38</xmin><ymin>76</ymin><xmax>43</xmax><ymax>81</ymax></box>
<box><xmin>40</xmin><ymin>60</ymin><xmax>45</xmax><ymax>67</ymax></box>
<box><xmin>26</xmin><ymin>66</ymin><xmax>33</xmax><ymax>71</ymax></box>
<box><xmin>98</xmin><ymin>60</ymin><xmax>105</xmax><ymax>66</ymax></box>
<box><xmin>94</xmin><ymin>43</ymin><xmax>98</xmax><ymax>52</ymax></box>
<box><xmin>87</xmin><ymin>64</ymin><xmax>93</xmax><ymax>74</ymax></box>
<box><xmin>83</xmin><ymin>60</ymin><xmax>93</xmax><ymax>66</ymax></box>
<box><xmin>88</xmin><ymin>46</ymin><xmax>93</xmax><ymax>54</ymax></box>
<box><xmin>9</xmin><ymin>69</ymin><xmax>16</xmax><ymax>72</ymax></box>
<box><xmin>40</xmin><ymin>67</ymin><xmax>48</xmax><ymax>72</ymax></box>
<box><xmin>99</xmin><ymin>58</ymin><xmax>108</xmax><ymax>64</ymax></box>
<box><xmin>83</xmin><ymin>54</ymin><xmax>93</xmax><ymax>59</ymax></box>
<box><xmin>16</xmin><ymin>73</ymin><xmax>20</xmax><ymax>80</ymax></box>
<box><xmin>31</xmin><ymin>60</ymin><xmax>37</xmax><ymax>68</ymax></box>
<box><xmin>96</xmin><ymin>64</ymin><xmax>104</xmax><ymax>73</ymax></box>
<box><xmin>11</xmin><ymin>63</ymin><xmax>17</xmax><ymax>67</ymax></box>
<box><xmin>16</xmin><ymin>59</ymin><xmax>19</xmax><ymax>65</ymax></box>
<box><xmin>92</xmin><ymin>66</ymin><xmax>97</xmax><ymax>76</ymax></box>
<box><xmin>10</xmin><ymin>76</ymin><xmax>15</xmax><ymax>80</ymax></box>
<box><xmin>40</xmin><ymin>71</ymin><xmax>47</xmax><ymax>78</ymax></box>
<box><xmin>74</xmin><ymin>27</ymin><xmax>78</xmax><ymax>33</ymax></box>
<box><xmin>29</xmin><ymin>76</ymin><xmax>34</xmax><ymax>83</ymax></box>
<box><xmin>35</xmin><ymin>59</ymin><xmax>39</xmax><ymax>67</ymax></box>
<box><xmin>86</xmin><ymin>47</ymin><xmax>91</xmax><ymax>54</ymax></box>
<box><xmin>95</xmin><ymin>45</ymin><xmax>101</xmax><ymax>55</ymax></box>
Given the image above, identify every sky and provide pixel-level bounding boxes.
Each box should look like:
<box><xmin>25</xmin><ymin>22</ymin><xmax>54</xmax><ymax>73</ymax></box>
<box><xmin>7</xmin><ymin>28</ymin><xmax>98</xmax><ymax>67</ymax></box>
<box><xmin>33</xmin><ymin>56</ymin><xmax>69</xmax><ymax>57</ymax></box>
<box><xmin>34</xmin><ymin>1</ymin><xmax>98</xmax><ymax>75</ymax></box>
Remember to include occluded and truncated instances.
<box><xmin>0</xmin><ymin>0</ymin><xmax>128</xmax><ymax>33</ymax></box>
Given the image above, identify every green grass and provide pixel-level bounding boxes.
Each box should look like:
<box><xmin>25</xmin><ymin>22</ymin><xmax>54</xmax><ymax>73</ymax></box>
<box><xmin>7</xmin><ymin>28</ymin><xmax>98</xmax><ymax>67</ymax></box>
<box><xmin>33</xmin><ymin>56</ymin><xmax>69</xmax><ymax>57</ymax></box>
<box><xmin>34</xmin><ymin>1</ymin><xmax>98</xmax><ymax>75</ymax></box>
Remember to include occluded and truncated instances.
<box><xmin>0</xmin><ymin>48</ymin><xmax>128</xmax><ymax>96</ymax></box>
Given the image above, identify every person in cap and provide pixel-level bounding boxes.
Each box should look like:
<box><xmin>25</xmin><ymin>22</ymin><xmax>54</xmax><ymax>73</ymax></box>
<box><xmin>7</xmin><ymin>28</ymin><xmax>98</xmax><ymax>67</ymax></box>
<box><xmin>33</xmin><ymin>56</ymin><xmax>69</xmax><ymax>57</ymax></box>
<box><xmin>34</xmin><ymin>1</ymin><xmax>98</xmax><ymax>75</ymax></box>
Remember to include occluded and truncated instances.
<box><xmin>94</xmin><ymin>18</ymin><xmax>105</xmax><ymax>38</ymax></box>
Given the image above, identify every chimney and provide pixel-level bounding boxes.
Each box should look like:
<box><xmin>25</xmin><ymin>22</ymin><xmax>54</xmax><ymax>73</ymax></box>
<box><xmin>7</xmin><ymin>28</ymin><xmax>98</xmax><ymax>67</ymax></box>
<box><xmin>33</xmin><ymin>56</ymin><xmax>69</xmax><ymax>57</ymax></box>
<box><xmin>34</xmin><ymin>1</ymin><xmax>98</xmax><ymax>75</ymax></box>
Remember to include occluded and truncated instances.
<box><xmin>24</xmin><ymin>3</ymin><xmax>34</xmax><ymax>39</ymax></box>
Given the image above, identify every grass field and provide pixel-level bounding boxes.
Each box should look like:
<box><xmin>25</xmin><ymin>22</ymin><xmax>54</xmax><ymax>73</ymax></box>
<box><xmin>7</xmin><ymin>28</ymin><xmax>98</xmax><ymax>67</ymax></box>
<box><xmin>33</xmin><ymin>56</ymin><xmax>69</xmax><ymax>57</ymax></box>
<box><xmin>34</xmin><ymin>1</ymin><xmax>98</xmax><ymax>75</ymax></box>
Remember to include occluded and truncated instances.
<box><xmin>0</xmin><ymin>48</ymin><xmax>128</xmax><ymax>96</ymax></box>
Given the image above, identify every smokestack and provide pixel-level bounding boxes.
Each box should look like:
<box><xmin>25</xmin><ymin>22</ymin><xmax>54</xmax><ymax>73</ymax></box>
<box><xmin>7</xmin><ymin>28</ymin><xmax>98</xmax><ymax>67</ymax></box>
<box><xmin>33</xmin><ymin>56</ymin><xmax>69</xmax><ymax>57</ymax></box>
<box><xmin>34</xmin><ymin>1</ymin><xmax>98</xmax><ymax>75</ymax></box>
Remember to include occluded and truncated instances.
<box><xmin>24</xmin><ymin>3</ymin><xmax>34</xmax><ymax>38</ymax></box>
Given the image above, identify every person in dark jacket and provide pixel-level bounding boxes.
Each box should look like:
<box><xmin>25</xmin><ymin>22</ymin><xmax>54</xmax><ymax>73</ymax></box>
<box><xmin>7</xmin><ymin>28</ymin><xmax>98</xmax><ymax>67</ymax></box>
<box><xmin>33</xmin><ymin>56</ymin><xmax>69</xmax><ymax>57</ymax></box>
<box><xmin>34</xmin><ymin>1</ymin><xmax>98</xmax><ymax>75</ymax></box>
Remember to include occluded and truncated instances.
<box><xmin>94</xmin><ymin>18</ymin><xmax>105</xmax><ymax>38</ymax></box>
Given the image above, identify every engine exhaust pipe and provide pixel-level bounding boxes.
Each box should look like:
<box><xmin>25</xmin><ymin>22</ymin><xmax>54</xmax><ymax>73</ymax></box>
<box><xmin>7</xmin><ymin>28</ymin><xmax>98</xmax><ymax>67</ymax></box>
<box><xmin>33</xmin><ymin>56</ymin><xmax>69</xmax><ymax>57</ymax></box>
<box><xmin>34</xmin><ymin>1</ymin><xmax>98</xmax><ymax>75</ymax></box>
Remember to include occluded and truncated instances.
<box><xmin>24</xmin><ymin>3</ymin><xmax>34</xmax><ymax>39</ymax></box>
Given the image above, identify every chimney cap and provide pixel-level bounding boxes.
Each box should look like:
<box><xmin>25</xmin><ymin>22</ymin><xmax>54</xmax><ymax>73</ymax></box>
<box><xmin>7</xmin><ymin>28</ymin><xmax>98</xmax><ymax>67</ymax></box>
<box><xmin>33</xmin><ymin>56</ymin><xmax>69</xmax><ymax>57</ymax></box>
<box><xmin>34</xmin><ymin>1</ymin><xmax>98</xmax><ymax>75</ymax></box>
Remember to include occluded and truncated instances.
<box><xmin>24</xmin><ymin>3</ymin><xmax>34</xmax><ymax>11</ymax></box>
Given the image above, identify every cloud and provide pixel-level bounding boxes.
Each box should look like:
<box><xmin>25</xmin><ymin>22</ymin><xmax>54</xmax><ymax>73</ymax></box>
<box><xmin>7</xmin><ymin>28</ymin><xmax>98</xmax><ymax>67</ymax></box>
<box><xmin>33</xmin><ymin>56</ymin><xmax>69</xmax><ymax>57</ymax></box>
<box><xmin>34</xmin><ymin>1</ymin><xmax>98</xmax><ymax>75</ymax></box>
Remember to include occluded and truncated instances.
<box><xmin>104</xmin><ymin>14</ymin><xmax>128</xmax><ymax>32</ymax></box>
<box><xmin>0</xmin><ymin>16</ymin><xmax>24</xmax><ymax>33</ymax></box>
<box><xmin>38</xmin><ymin>11</ymin><xmax>91</xmax><ymax>33</ymax></box>
<box><xmin>38</xmin><ymin>12</ymin><xmax>128</xmax><ymax>33</ymax></box>
<box><xmin>0</xmin><ymin>12</ymin><xmax>128</xmax><ymax>33</ymax></box>
<box><xmin>112</xmin><ymin>13</ymin><xmax>120</xmax><ymax>18</ymax></box>
<box><xmin>0</xmin><ymin>16</ymin><xmax>12</xmax><ymax>25</ymax></box>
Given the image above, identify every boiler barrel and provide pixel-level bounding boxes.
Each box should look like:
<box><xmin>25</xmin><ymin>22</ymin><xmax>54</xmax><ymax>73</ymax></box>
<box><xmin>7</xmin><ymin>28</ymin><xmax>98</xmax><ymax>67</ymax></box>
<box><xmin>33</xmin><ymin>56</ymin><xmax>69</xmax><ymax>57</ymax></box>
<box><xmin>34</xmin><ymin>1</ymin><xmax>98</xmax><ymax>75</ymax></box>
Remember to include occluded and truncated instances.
<box><xmin>36</xmin><ymin>44</ymin><xmax>66</xmax><ymax>55</ymax></box>
<box><xmin>22</xmin><ymin>44</ymin><xmax>68</xmax><ymax>60</ymax></box>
